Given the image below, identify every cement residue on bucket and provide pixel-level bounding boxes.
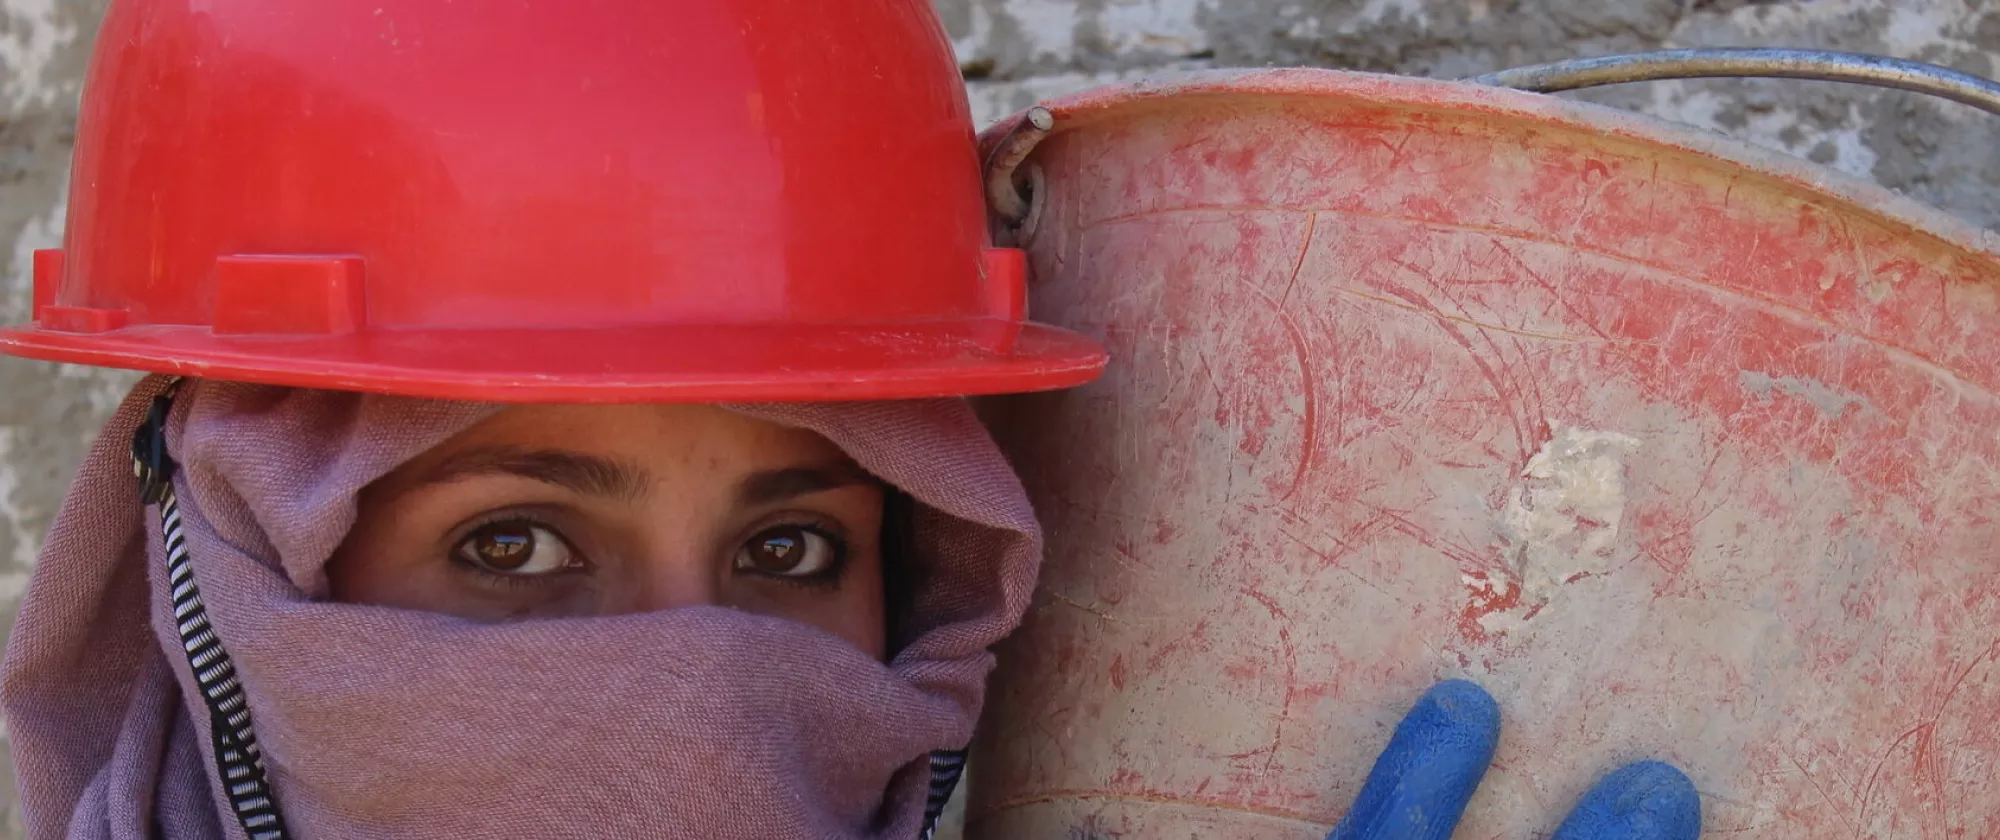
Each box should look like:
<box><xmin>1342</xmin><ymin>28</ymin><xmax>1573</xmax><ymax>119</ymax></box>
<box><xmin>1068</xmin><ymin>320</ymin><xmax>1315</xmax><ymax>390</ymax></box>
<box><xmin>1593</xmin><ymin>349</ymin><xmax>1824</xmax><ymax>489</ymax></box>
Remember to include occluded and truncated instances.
<box><xmin>1479</xmin><ymin>426</ymin><xmax>1641</xmax><ymax>634</ymax></box>
<box><xmin>1738</xmin><ymin>370</ymin><xmax>1870</xmax><ymax>420</ymax></box>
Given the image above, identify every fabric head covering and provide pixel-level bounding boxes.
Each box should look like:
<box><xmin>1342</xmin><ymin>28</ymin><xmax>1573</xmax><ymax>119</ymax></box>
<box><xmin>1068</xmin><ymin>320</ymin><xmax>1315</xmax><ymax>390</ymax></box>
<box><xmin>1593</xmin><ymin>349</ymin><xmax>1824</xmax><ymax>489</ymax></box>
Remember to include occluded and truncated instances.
<box><xmin>0</xmin><ymin>375</ymin><xmax>1043</xmax><ymax>839</ymax></box>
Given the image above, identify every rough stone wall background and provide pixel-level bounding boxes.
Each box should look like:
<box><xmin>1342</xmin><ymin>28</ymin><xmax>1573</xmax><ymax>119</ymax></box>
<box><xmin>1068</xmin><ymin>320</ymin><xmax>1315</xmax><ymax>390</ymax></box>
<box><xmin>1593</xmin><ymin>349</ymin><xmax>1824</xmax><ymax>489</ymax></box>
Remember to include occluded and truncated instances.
<box><xmin>0</xmin><ymin>0</ymin><xmax>124</xmax><ymax>831</ymax></box>
<box><xmin>0</xmin><ymin>0</ymin><xmax>1991</xmax><ymax>835</ymax></box>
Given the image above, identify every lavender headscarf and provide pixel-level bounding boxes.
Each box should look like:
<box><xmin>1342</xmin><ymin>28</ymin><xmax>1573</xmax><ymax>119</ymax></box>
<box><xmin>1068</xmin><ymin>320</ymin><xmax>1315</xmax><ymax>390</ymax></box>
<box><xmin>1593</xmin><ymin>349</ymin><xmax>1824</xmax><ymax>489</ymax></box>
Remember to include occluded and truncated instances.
<box><xmin>1</xmin><ymin>375</ymin><xmax>1043</xmax><ymax>839</ymax></box>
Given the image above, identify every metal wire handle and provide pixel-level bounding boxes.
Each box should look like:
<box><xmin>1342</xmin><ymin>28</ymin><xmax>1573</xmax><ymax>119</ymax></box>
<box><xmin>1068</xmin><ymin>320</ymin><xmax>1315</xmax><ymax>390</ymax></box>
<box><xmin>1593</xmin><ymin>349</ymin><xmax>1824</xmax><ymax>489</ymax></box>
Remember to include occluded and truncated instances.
<box><xmin>987</xmin><ymin>50</ymin><xmax>2000</xmax><ymax>237</ymax></box>
<box><xmin>1467</xmin><ymin>48</ymin><xmax>2000</xmax><ymax>119</ymax></box>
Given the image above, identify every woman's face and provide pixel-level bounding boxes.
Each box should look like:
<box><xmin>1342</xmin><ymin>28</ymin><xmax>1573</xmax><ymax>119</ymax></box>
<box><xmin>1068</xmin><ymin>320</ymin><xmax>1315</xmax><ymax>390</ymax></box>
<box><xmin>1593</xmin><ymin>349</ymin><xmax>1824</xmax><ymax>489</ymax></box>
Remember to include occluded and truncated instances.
<box><xmin>328</xmin><ymin>403</ymin><xmax>888</xmax><ymax>659</ymax></box>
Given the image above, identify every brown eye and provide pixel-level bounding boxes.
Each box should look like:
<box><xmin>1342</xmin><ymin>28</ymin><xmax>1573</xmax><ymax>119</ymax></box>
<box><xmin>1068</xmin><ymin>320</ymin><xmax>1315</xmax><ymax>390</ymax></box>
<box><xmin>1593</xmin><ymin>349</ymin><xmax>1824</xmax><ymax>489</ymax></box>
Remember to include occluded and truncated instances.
<box><xmin>734</xmin><ymin>525</ymin><xmax>841</xmax><ymax>578</ymax></box>
<box><xmin>454</xmin><ymin>521</ymin><xmax>577</xmax><ymax>576</ymax></box>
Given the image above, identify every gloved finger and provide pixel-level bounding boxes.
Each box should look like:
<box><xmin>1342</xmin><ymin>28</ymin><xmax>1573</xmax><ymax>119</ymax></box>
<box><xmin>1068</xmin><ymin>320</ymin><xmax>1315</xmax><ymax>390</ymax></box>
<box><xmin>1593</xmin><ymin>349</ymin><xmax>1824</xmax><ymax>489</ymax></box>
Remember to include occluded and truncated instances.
<box><xmin>1325</xmin><ymin>679</ymin><xmax>1502</xmax><ymax>840</ymax></box>
<box><xmin>1549</xmin><ymin>760</ymin><xmax>1702</xmax><ymax>840</ymax></box>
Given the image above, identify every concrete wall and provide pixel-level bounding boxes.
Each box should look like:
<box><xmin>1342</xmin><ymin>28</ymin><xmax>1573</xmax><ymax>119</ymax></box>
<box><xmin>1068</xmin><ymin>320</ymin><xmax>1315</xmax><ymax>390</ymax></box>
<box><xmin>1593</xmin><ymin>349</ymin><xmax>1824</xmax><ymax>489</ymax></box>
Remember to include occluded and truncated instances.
<box><xmin>0</xmin><ymin>0</ymin><xmax>1993</xmax><ymax>833</ymax></box>
<box><xmin>0</xmin><ymin>0</ymin><xmax>123</xmax><ymax>826</ymax></box>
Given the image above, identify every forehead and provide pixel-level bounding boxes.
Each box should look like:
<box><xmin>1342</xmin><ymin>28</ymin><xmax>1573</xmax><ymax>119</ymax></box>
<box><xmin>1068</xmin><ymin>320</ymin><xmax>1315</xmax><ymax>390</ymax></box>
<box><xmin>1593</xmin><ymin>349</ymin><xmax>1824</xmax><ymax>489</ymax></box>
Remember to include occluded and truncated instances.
<box><xmin>420</xmin><ymin>403</ymin><xmax>849</xmax><ymax>470</ymax></box>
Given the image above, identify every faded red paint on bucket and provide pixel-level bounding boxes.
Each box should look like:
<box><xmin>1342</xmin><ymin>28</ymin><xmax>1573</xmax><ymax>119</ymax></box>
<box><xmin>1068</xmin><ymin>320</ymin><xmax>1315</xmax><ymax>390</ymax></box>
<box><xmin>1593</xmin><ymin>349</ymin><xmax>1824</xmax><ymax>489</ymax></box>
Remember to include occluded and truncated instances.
<box><xmin>971</xmin><ymin>69</ymin><xmax>2000</xmax><ymax>839</ymax></box>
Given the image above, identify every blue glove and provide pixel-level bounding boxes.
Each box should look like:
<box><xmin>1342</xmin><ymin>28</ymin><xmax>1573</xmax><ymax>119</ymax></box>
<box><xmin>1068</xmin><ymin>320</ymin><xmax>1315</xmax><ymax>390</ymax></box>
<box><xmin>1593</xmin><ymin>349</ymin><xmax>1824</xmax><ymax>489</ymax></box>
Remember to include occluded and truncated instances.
<box><xmin>1326</xmin><ymin>680</ymin><xmax>1701</xmax><ymax>840</ymax></box>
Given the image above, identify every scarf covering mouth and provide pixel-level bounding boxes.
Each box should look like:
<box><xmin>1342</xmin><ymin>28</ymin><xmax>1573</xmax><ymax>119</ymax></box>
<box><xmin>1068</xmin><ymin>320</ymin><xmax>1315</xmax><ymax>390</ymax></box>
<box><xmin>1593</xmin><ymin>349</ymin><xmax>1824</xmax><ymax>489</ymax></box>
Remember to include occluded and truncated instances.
<box><xmin>0</xmin><ymin>376</ymin><xmax>1044</xmax><ymax>839</ymax></box>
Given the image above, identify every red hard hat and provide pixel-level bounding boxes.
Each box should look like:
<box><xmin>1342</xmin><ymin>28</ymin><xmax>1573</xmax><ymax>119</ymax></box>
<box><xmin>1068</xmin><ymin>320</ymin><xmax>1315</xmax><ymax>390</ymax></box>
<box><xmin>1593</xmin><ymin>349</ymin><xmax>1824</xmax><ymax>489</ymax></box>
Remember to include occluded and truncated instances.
<box><xmin>0</xmin><ymin>0</ymin><xmax>1106</xmax><ymax>402</ymax></box>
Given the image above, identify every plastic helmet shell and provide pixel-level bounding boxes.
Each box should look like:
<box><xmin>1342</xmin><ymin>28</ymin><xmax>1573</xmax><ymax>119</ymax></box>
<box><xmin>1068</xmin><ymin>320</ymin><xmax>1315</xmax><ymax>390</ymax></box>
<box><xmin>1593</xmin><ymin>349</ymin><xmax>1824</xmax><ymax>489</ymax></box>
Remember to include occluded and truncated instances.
<box><xmin>2</xmin><ymin>0</ymin><xmax>1106</xmax><ymax>402</ymax></box>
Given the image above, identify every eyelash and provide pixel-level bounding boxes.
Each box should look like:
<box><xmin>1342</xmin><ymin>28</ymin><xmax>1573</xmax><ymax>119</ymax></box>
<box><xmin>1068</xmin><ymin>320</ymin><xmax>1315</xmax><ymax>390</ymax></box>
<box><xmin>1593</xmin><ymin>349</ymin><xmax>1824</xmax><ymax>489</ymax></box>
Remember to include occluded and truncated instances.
<box><xmin>448</xmin><ymin>511</ymin><xmax>583</xmax><ymax>590</ymax></box>
<box><xmin>443</xmin><ymin>512</ymin><xmax>857</xmax><ymax>591</ymax></box>
<box><xmin>743</xmin><ymin>520</ymin><xmax>854</xmax><ymax>592</ymax></box>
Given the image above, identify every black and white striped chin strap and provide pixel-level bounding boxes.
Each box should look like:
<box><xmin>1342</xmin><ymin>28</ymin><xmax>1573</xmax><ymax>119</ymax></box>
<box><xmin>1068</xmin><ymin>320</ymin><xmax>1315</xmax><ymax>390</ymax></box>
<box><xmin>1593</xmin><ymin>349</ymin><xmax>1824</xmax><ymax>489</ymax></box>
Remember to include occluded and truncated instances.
<box><xmin>132</xmin><ymin>380</ymin><xmax>292</xmax><ymax>840</ymax></box>
<box><xmin>132</xmin><ymin>379</ymin><xmax>966</xmax><ymax>840</ymax></box>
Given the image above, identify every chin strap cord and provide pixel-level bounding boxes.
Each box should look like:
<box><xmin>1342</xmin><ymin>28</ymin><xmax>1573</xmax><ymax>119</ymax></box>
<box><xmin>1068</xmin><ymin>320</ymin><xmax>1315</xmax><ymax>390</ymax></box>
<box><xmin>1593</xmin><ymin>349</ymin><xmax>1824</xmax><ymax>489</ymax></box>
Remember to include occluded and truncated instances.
<box><xmin>920</xmin><ymin>747</ymin><xmax>968</xmax><ymax>839</ymax></box>
<box><xmin>134</xmin><ymin>380</ymin><xmax>294</xmax><ymax>840</ymax></box>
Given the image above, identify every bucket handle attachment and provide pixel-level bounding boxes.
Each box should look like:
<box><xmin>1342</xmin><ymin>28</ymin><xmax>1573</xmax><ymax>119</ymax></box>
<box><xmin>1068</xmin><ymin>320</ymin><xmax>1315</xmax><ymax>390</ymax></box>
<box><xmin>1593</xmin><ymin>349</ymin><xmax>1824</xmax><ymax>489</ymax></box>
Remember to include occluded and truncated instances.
<box><xmin>1467</xmin><ymin>48</ymin><xmax>2000</xmax><ymax>119</ymax></box>
<box><xmin>985</xmin><ymin>106</ymin><xmax>1055</xmax><ymax>242</ymax></box>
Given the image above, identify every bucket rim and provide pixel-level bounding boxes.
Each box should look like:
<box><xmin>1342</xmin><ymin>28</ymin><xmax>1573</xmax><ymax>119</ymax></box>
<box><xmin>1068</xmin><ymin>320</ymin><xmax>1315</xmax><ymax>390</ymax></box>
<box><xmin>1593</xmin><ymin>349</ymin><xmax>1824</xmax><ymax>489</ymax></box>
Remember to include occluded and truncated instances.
<box><xmin>980</xmin><ymin>67</ymin><xmax>2000</xmax><ymax>268</ymax></box>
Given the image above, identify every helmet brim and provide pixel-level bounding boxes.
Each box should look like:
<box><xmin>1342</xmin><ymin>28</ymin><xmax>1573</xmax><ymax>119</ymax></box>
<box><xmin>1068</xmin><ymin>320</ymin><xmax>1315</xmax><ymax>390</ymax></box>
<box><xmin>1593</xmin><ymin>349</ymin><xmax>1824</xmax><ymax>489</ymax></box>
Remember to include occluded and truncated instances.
<box><xmin>0</xmin><ymin>319</ymin><xmax>1108</xmax><ymax>403</ymax></box>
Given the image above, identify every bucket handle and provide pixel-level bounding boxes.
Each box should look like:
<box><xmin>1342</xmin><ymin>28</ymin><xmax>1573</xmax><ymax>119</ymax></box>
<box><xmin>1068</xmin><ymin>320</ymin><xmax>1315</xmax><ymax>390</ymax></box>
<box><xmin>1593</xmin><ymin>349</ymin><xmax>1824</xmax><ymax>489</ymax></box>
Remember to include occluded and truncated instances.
<box><xmin>1467</xmin><ymin>48</ymin><xmax>2000</xmax><ymax>118</ymax></box>
<box><xmin>985</xmin><ymin>49</ymin><xmax>2000</xmax><ymax>237</ymax></box>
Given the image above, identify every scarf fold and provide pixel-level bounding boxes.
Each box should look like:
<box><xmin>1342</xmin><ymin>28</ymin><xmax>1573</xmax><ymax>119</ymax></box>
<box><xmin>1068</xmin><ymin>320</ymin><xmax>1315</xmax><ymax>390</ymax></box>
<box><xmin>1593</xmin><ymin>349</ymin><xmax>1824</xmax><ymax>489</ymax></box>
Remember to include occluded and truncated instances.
<box><xmin>3</xmin><ymin>376</ymin><xmax>1043</xmax><ymax>839</ymax></box>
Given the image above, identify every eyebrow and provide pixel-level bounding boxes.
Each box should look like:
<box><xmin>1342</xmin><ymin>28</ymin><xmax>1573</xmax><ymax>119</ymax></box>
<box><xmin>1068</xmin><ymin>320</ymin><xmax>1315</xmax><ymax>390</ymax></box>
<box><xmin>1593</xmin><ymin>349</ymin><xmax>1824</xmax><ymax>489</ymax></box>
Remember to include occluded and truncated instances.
<box><xmin>416</xmin><ymin>446</ymin><xmax>651</xmax><ymax>502</ymax></box>
<box><xmin>736</xmin><ymin>463</ymin><xmax>879</xmax><ymax>507</ymax></box>
<box><xmin>411</xmin><ymin>445</ymin><xmax>878</xmax><ymax>506</ymax></box>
